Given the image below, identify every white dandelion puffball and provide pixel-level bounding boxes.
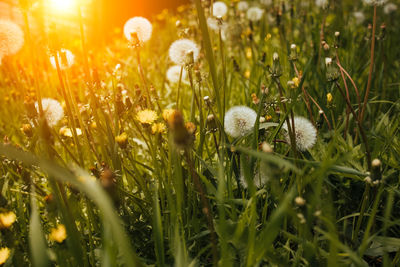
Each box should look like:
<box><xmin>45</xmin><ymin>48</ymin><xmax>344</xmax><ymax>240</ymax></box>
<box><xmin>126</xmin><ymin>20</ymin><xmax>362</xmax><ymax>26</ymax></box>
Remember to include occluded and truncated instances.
<box><xmin>224</xmin><ymin>106</ymin><xmax>257</xmax><ymax>138</ymax></box>
<box><xmin>246</xmin><ymin>7</ymin><xmax>264</xmax><ymax>22</ymax></box>
<box><xmin>50</xmin><ymin>49</ymin><xmax>75</xmax><ymax>70</ymax></box>
<box><xmin>123</xmin><ymin>17</ymin><xmax>152</xmax><ymax>43</ymax></box>
<box><xmin>169</xmin><ymin>39</ymin><xmax>199</xmax><ymax>66</ymax></box>
<box><xmin>207</xmin><ymin>17</ymin><xmax>227</xmax><ymax>32</ymax></box>
<box><xmin>363</xmin><ymin>0</ymin><xmax>387</xmax><ymax>5</ymax></box>
<box><xmin>237</xmin><ymin>1</ymin><xmax>249</xmax><ymax>11</ymax></box>
<box><xmin>239</xmin><ymin>162</ymin><xmax>270</xmax><ymax>188</ymax></box>
<box><xmin>384</xmin><ymin>3</ymin><xmax>397</xmax><ymax>14</ymax></box>
<box><xmin>35</xmin><ymin>98</ymin><xmax>64</xmax><ymax>127</ymax></box>
<box><xmin>315</xmin><ymin>0</ymin><xmax>328</xmax><ymax>8</ymax></box>
<box><xmin>282</xmin><ymin>116</ymin><xmax>317</xmax><ymax>151</ymax></box>
<box><xmin>0</xmin><ymin>20</ymin><xmax>24</xmax><ymax>58</ymax></box>
<box><xmin>353</xmin><ymin>11</ymin><xmax>365</xmax><ymax>24</ymax></box>
<box><xmin>213</xmin><ymin>1</ymin><xmax>228</xmax><ymax>18</ymax></box>
<box><xmin>166</xmin><ymin>65</ymin><xmax>187</xmax><ymax>84</ymax></box>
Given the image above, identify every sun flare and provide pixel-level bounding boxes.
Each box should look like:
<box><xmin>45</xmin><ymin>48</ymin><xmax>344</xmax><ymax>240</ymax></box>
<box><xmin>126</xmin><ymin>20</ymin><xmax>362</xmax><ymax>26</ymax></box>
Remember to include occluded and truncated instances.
<box><xmin>49</xmin><ymin>0</ymin><xmax>76</xmax><ymax>13</ymax></box>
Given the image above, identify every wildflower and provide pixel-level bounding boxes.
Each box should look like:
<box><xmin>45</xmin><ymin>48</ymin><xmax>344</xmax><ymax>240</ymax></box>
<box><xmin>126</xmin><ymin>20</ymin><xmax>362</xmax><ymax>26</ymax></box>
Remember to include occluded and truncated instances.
<box><xmin>251</xmin><ymin>93</ymin><xmax>259</xmax><ymax>105</ymax></box>
<box><xmin>265</xmin><ymin>115</ymin><xmax>272</xmax><ymax>121</ymax></box>
<box><xmin>169</xmin><ymin>39</ymin><xmax>199</xmax><ymax>65</ymax></box>
<box><xmin>212</xmin><ymin>1</ymin><xmax>228</xmax><ymax>18</ymax></box>
<box><xmin>50</xmin><ymin>49</ymin><xmax>75</xmax><ymax>70</ymax></box>
<box><xmin>245</xmin><ymin>47</ymin><xmax>252</xmax><ymax>59</ymax></box>
<box><xmin>137</xmin><ymin>109</ymin><xmax>157</xmax><ymax>125</ymax></box>
<box><xmin>0</xmin><ymin>212</ymin><xmax>16</xmax><ymax>229</ymax></box>
<box><xmin>224</xmin><ymin>106</ymin><xmax>257</xmax><ymax>138</ymax></box>
<box><xmin>237</xmin><ymin>1</ymin><xmax>249</xmax><ymax>11</ymax></box>
<box><xmin>115</xmin><ymin>132</ymin><xmax>128</xmax><ymax>148</ymax></box>
<box><xmin>315</xmin><ymin>0</ymin><xmax>328</xmax><ymax>8</ymax></box>
<box><xmin>59</xmin><ymin>127</ymin><xmax>82</xmax><ymax>138</ymax></box>
<box><xmin>327</xmin><ymin>93</ymin><xmax>333</xmax><ymax>104</ymax></box>
<box><xmin>123</xmin><ymin>17</ymin><xmax>152</xmax><ymax>44</ymax></box>
<box><xmin>297</xmin><ymin>213</ymin><xmax>306</xmax><ymax>224</ymax></box>
<box><xmin>384</xmin><ymin>3</ymin><xmax>397</xmax><ymax>14</ymax></box>
<box><xmin>49</xmin><ymin>224</ymin><xmax>67</xmax><ymax>243</ymax></box>
<box><xmin>162</xmin><ymin>109</ymin><xmax>176</xmax><ymax>122</ymax></box>
<box><xmin>166</xmin><ymin>65</ymin><xmax>187</xmax><ymax>84</ymax></box>
<box><xmin>35</xmin><ymin>98</ymin><xmax>64</xmax><ymax>127</ymax></box>
<box><xmin>0</xmin><ymin>247</ymin><xmax>10</xmax><ymax>265</ymax></box>
<box><xmin>246</xmin><ymin>7</ymin><xmax>264</xmax><ymax>22</ymax></box>
<box><xmin>152</xmin><ymin>123</ymin><xmax>167</xmax><ymax>134</ymax></box>
<box><xmin>0</xmin><ymin>20</ymin><xmax>24</xmax><ymax>60</ymax></box>
<box><xmin>282</xmin><ymin>116</ymin><xmax>317</xmax><ymax>151</ymax></box>
<box><xmin>292</xmin><ymin>77</ymin><xmax>300</xmax><ymax>88</ymax></box>
<box><xmin>244</xmin><ymin>70</ymin><xmax>250</xmax><ymax>78</ymax></box>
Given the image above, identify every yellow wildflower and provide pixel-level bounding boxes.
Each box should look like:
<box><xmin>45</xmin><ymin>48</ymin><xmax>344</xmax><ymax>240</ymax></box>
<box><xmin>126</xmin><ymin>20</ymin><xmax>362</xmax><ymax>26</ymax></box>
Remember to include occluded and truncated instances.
<box><xmin>0</xmin><ymin>248</ymin><xmax>10</xmax><ymax>265</ymax></box>
<box><xmin>246</xmin><ymin>47</ymin><xmax>252</xmax><ymax>59</ymax></box>
<box><xmin>137</xmin><ymin>109</ymin><xmax>157</xmax><ymax>125</ymax></box>
<box><xmin>115</xmin><ymin>132</ymin><xmax>128</xmax><ymax>148</ymax></box>
<box><xmin>244</xmin><ymin>70</ymin><xmax>251</xmax><ymax>79</ymax></box>
<box><xmin>265</xmin><ymin>115</ymin><xmax>272</xmax><ymax>121</ymax></box>
<box><xmin>0</xmin><ymin>212</ymin><xmax>16</xmax><ymax>229</ymax></box>
<box><xmin>59</xmin><ymin>127</ymin><xmax>82</xmax><ymax>138</ymax></box>
<box><xmin>49</xmin><ymin>224</ymin><xmax>67</xmax><ymax>243</ymax></box>
<box><xmin>162</xmin><ymin>109</ymin><xmax>176</xmax><ymax>122</ymax></box>
<box><xmin>292</xmin><ymin>77</ymin><xmax>300</xmax><ymax>87</ymax></box>
<box><xmin>265</xmin><ymin>33</ymin><xmax>272</xmax><ymax>41</ymax></box>
<box><xmin>152</xmin><ymin>123</ymin><xmax>167</xmax><ymax>134</ymax></box>
<box><xmin>327</xmin><ymin>93</ymin><xmax>333</xmax><ymax>104</ymax></box>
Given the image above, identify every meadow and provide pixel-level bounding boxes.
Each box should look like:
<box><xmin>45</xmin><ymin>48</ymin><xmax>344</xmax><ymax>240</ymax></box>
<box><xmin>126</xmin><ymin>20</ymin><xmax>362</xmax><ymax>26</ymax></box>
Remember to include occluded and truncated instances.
<box><xmin>0</xmin><ymin>0</ymin><xmax>399</xmax><ymax>266</ymax></box>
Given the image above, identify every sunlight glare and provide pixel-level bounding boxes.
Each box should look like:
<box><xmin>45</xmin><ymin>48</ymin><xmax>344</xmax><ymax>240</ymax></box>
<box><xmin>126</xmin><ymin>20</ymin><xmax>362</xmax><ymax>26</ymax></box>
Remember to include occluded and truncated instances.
<box><xmin>49</xmin><ymin>0</ymin><xmax>76</xmax><ymax>13</ymax></box>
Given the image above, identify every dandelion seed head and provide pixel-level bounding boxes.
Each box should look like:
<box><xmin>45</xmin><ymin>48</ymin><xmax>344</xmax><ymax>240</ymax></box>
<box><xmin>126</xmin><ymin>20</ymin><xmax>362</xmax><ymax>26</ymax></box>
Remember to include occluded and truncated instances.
<box><xmin>212</xmin><ymin>1</ymin><xmax>228</xmax><ymax>18</ymax></box>
<box><xmin>282</xmin><ymin>116</ymin><xmax>317</xmax><ymax>151</ymax></box>
<box><xmin>50</xmin><ymin>49</ymin><xmax>75</xmax><ymax>70</ymax></box>
<box><xmin>239</xmin><ymin>162</ymin><xmax>270</xmax><ymax>188</ymax></box>
<box><xmin>0</xmin><ymin>20</ymin><xmax>24</xmax><ymax>59</ymax></box>
<box><xmin>246</xmin><ymin>7</ymin><xmax>264</xmax><ymax>22</ymax></box>
<box><xmin>237</xmin><ymin>1</ymin><xmax>249</xmax><ymax>11</ymax></box>
<box><xmin>168</xmin><ymin>39</ymin><xmax>199</xmax><ymax>65</ymax></box>
<box><xmin>123</xmin><ymin>16</ymin><xmax>153</xmax><ymax>43</ymax></box>
<box><xmin>36</xmin><ymin>98</ymin><xmax>64</xmax><ymax>127</ymax></box>
<box><xmin>363</xmin><ymin>0</ymin><xmax>387</xmax><ymax>6</ymax></box>
<box><xmin>166</xmin><ymin>65</ymin><xmax>187</xmax><ymax>84</ymax></box>
<box><xmin>224</xmin><ymin>106</ymin><xmax>257</xmax><ymax>138</ymax></box>
<box><xmin>315</xmin><ymin>0</ymin><xmax>328</xmax><ymax>8</ymax></box>
<box><xmin>353</xmin><ymin>11</ymin><xmax>365</xmax><ymax>24</ymax></box>
<box><xmin>384</xmin><ymin>3</ymin><xmax>397</xmax><ymax>13</ymax></box>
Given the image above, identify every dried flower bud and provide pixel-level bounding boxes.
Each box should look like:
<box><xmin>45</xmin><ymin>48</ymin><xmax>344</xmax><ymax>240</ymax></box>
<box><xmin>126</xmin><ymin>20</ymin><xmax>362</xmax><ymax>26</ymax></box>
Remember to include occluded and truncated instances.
<box><xmin>295</xmin><ymin>196</ymin><xmax>306</xmax><ymax>206</ymax></box>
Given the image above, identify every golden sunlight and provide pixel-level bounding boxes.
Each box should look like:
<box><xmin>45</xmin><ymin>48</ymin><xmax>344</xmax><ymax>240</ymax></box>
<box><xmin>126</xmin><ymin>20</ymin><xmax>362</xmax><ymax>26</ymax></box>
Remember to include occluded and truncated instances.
<box><xmin>49</xmin><ymin>0</ymin><xmax>76</xmax><ymax>13</ymax></box>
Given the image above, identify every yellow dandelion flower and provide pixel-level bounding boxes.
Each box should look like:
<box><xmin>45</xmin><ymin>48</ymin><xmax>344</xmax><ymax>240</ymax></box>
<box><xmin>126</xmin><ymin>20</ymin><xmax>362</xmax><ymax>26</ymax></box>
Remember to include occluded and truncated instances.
<box><xmin>115</xmin><ymin>132</ymin><xmax>128</xmax><ymax>148</ymax></box>
<box><xmin>162</xmin><ymin>109</ymin><xmax>176</xmax><ymax>122</ymax></box>
<box><xmin>244</xmin><ymin>70</ymin><xmax>251</xmax><ymax>79</ymax></box>
<box><xmin>0</xmin><ymin>247</ymin><xmax>10</xmax><ymax>265</ymax></box>
<box><xmin>265</xmin><ymin>33</ymin><xmax>272</xmax><ymax>41</ymax></box>
<box><xmin>137</xmin><ymin>109</ymin><xmax>157</xmax><ymax>125</ymax></box>
<box><xmin>327</xmin><ymin>93</ymin><xmax>333</xmax><ymax>104</ymax></box>
<box><xmin>49</xmin><ymin>224</ymin><xmax>67</xmax><ymax>243</ymax></box>
<box><xmin>245</xmin><ymin>47</ymin><xmax>252</xmax><ymax>59</ymax></box>
<box><xmin>292</xmin><ymin>77</ymin><xmax>300</xmax><ymax>87</ymax></box>
<box><xmin>152</xmin><ymin>123</ymin><xmax>166</xmax><ymax>134</ymax></box>
<box><xmin>0</xmin><ymin>212</ymin><xmax>16</xmax><ymax>229</ymax></box>
<box><xmin>59</xmin><ymin>127</ymin><xmax>82</xmax><ymax>138</ymax></box>
<box><xmin>265</xmin><ymin>115</ymin><xmax>272</xmax><ymax>121</ymax></box>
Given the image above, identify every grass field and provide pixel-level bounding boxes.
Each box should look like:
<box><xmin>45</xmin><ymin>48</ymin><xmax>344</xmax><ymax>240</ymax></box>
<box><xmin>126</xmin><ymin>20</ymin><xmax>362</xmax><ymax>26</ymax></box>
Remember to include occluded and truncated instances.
<box><xmin>0</xmin><ymin>0</ymin><xmax>399</xmax><ymax>266</ymax></box>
